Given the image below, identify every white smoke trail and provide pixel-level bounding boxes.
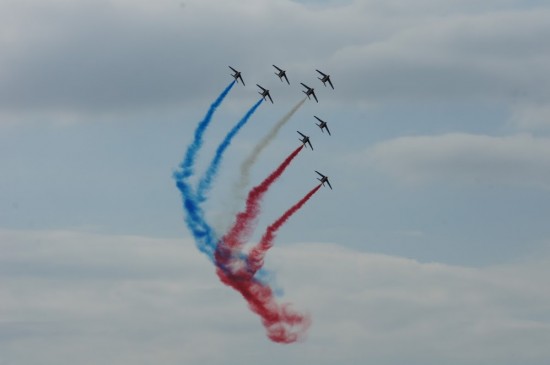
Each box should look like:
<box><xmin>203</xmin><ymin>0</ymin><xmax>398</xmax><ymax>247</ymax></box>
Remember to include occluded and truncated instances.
<box><xmin>236</xmin><ymin>97</ymin><xmax>307</xmax><ymax>199</ymax></box>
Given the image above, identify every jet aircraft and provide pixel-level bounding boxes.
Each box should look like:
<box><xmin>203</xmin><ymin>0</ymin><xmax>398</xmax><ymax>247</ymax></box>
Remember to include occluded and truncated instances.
<box><xmin>300</xmin><ymin>83</ymin><xmax>318</xmax><ymax>102</ymax></box>
<box><xmin>229</xmin><ymin>66</ymin><xmax>245</xmax><ymax>85</ymax></box>
<box><xmin>273</xmin><ymin>65</ymin><xmax>290</xmax><ymax>84</ymax></box>
<box><xmin>314</xmin><ymin>116</ymin><xmax>331</xmax><ymax>136</ymax></box>
<box><xmin>256</xmin><ymin>84</ymin><xmax>273</xmax><ymax>103</ymax></box>
<box><xmin>297</xmin><ymin>131</ymin><xmax>313</xmax><ymax>150</ymax></box>
<box><xmin>315</xmin><ymin>171</ymin><xmax>332</xmax><ymax>189</ymax></box>
<box><xmin>316</xmin><ymin>69</ymin><xmax>334</xmax><ymax>89</ymax></box>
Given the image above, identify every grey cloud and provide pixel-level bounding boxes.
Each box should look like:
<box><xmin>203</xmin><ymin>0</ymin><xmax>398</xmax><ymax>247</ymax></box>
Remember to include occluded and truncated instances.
<box><xmin>511</xmin><ymin>103</ymin><xmax>550</xmax><ymax>130</ymax></box>
<box><xmin>330</xmin><ymin>8</ymin><xmax>550</xmax><ymax>104</ymax></box>
<box><xmin>0</xmin><ymin>0</ymin><xmax>355</xmax><ymax>115</ymax></box>
<box><xmin>363</xmin><ymin>133</ymin><xmax>550</xmax><ymax>188</ymax></box>
<box><xmin>5</xmin><ymin>0</ymin><xmax>548</xmax><ymax>117</ymax></box>
<box><xmin>1</xmin><ymin>229</ymin><xmax>550</xmax><ymax>364</ymax></box>
<box><xmin>272</xmin><ymin>242</ymin><xmax>550</xmax><ymax>364</ymax></box>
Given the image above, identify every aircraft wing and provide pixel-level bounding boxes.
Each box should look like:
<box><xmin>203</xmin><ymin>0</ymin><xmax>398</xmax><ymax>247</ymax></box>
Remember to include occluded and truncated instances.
<box><xmin>326</xmin><ymin>179</ymin><xmax>333</xmax><ymax>190</ymax></box>
<box><xmin>325</xmin><ymin>125</ymin><xmax>331</xmax><ymax>136</ymax></box>
<box><xmin>273</xmin><ymin>65</ymin><xmax>282</xmax><ymax>72</ymax></box>
<box><xmin>315</xmin><ymin>170</ymin><xmax>325</xmax><ymax>178</ymax></box>
<box><xmin>307</xmin><ymin>140</ymin><xmax>313</xmax><ymax>150</ymax></box>
<box><xmin>327</xmin><ymin>78</ymin><xmax>334</xmax><ymax>89</ymax></box>
<box><xmin>283</xmin><ymin>74</ymin><xmax>289</xmax><ymax>84</ymax></box>
<box><xmin>312</xmin><ymin>92</ymin><xmax>318</xmax><ymax>103</ymax></box>
<box><xmin>239</xmin><ymin>75</ymin><xmax>245</xmax><ymax>86</ymax></box>
<box><xmin>229</xmin><ymin>66</ymin><xmax>237</xmax><ymax>73</ymax></box>
<box><xmin>256</xmin><ymin>84</ymin><xmax>265</xmax><ymax>91</ymax></box>
<box><xmin>297</xmin><ymin>131</ymin><xmax>306</xmax><ymax>138</ymax></box>
<box><xmin>267</xmin><ymin>93</ymin><xmax>273</xmax><ymax>103</ymax></box>
<box><xmin>316</xmin><ymin>69</ymin><xmax>327</xmax><ymax>77</ymax></box>
<box><xmin>300</xmin><ymin>82</ymin><xmax>308</xmax><ymax>89</ymax></box>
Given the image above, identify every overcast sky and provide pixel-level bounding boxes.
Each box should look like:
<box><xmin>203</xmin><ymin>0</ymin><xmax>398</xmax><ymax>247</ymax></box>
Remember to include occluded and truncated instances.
<box><xmin>1</xmin><ymin>0</ymin><xmax>550</xmax><ymax>363</ymax></box>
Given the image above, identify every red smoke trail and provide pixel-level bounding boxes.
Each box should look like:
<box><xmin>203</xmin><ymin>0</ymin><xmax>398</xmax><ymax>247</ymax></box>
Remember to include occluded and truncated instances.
<box><xmin>214</xmin><ymin>145</ymin><xmax>309</xmax><ymax>343</ymax></box>
<box><xmin>216</xmin><ymin>266</ymin><xmax>311</xmax><ymax>343</ymax></box>
<box><xmin>216</xmin><ymin>145</ymin><xmax>304</xmax><ymax>261</ymax></box>
<box><xmin>247</xmin><ymin>184</ymin><xmax>322</xmax><ymax>275</ymax></box>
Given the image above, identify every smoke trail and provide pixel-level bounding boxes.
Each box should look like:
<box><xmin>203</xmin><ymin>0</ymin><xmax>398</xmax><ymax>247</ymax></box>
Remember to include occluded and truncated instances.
<box><xmin>196</xmin><ymin>98</ymin><xmax>264</xmax><ymax>202</ymax></box>
<box><xmin>216</xmin><ymin>145</ymin><xmax>304</xmax><ymax>258</ymax></box>
<box><xmin>213</xmin><ymin>145</ymin><xmax>309</xmax><ymax>343</ymax></box>
<box><xmin>234</xmin><ymin>97</ymin><xmax>307</xmax><ymax>199</ymax></box>
<box><xmin>173</xmin><ymin>81</ymin><xmax>235</xmax><ymax>260</ymax></box>
<box><xmin>216</xmin><ymin>267</ymin><xmax>311</xmax><ymax>343</ymax></box>
<box><xmin>247</xmin><ymin>184</ymin><xmax>322</xmax><ymax>275</ymax></box>
<box><xmin>174</xmin><ymin>179</ymin><xmax>218</xmax><ymax>259</ymax></box>
<box><xmin>174</xmin><ymin>81</ymin><xmax>235</xmax><ymax>183</ymax></box>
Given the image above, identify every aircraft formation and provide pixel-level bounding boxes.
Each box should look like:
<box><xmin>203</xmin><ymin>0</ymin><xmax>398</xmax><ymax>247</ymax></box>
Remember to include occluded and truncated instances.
<box><xmin>229</xmin><ymin>65</ymin><xmax>334</xmax><ymax>190</ymax></box>
<box><xmin>175</xmin><ymin>65</ymin><xmax>336</xmax><ymax>343</ymax></box>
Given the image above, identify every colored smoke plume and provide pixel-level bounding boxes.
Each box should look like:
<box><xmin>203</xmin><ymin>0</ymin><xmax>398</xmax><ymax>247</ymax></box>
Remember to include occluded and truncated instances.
<box><xmin>234</xmin><ymin>97</ymin><xmax>307</xmax><ymax>200</ymax></box>
<box><xmin>197</xmin><ymin>98</ymin><xmax>264</xmax><ymax>201</ymax></box>
<box><xmin>213</xmin><ymin>145</ymin><xmax>310</xmax><ymax>344</ymax></box>
<box><xmin>247</xmin><ymin>184</ymin><xmax>322</xmax><ymax>275</ymax></box>
<box><xmin>175</xmin><ymin>81</ymin><xmax>235</xmax><ymax>183</ymax></box>
<box><xmin>174</xmin><ymin>81</ymin><xmax>235</xmax><ymax>260</ymax></box>
<box><xmin>216</xmin><ymin>267</ymin><xmax>311</xmax><ymax>343</ymax></box>
<box><xmin>217</xmin><ymin>145</ymin><xmax>304</xmax><ymax>258</ymax></box>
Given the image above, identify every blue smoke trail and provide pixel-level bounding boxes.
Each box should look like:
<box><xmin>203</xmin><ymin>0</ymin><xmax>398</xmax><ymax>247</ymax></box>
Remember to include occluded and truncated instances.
<box><xmin>175</xmin><ymin>179</ymin><xmax>219</xmax><ymax>258</ymax></box>
<box><xmin>174</xmin><ymin>80</ymin><xmax>236</xmax><ymax>183</ymax></box>
<box><xmin>196</xmin><ymin>98</ymin><xmax>264</xmax><ymax>202</ymax></box>
<box><xmin>174</xmin><ymin>81</ymin><xmax>235</xmax><ymax>260</ymax></box>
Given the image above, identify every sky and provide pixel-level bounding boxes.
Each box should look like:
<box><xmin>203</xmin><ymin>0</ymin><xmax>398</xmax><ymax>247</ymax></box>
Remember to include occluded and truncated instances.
<box><xmin>1</xmin><ymin>0</ymin><xmax>550</xmax><ymax>363</ymax></box>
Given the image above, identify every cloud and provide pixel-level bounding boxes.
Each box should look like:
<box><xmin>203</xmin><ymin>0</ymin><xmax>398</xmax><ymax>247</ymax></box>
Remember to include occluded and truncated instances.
<box><xmin>1</xmin><ymin>229</ymin><xmax>549</xmax><ymax>364</ymax></box>
<box><xmin>0</xmin><ymin>0</ymin><xmax>337</xmax><ymax>115</ymax></box>
<box><xmin>331</xmin><ymin>7</ymin><xmax>550</xmax><ymax>104</ymax></box>
<box><xmin>274</xmin><ymin>242</ymin><xmax>550</xmax><ymax>362</ymax></box>
<box><xmin>511</xmin><ymin>103</ymin><xmax>550</xmax><ymax>130</ymax></box>
<box><xmin>2</xmin><ymin>0</ymin><xmax>549</xmax><ymax>118</ymax></box>
<box><xmin>363</xmin><ymin>133</ymin><xmax>550</xmax><ymax>189</ymax></box>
